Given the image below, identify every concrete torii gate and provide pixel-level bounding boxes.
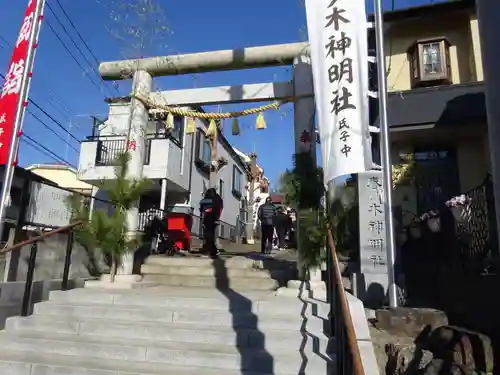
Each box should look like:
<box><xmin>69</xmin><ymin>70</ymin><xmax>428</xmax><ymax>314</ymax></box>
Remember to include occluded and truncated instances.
<box><xmin>98</xmin><ymin>42</ymin><xmax>318</xmax><ymax>279</ymax></box>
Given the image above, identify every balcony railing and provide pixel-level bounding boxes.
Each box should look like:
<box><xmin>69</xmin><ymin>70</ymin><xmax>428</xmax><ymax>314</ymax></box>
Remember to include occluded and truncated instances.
<box><xmin>95</xmin><ymin>138</ymin><xmax>152</xmax><ymax>166</ymax></box>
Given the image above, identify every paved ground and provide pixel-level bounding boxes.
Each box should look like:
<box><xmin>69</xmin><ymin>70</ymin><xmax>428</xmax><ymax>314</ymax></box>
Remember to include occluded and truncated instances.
<box><xmin>190</xmin><ymin>238</ymin><xmax>298</xmax><ymax>263</ymax></box>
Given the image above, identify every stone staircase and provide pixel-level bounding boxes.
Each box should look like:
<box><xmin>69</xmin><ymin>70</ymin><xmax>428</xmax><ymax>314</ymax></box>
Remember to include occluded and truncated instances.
<box><xmin>0</xmin><ymin>255</ymin><xmax>334</xmax><ymax>374</ymax></box>
<box><xmin>141</xmin><ymin>254</ymin><xmax>296</xmax><ymax>290</ymax></box>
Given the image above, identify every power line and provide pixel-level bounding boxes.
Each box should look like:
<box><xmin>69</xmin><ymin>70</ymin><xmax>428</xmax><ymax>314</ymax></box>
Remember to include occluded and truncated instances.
<box><xmin>0</xmin><ymin>35</ymin><xmax>9</xmax><ymax>48</ymax></box>
<box><xmin>46</xmin><ymin>3</ymin><xmax>99</xmax><ymax>79</ymax></box>
<box><xmin>46</xmin><ymin>2</ymin><xmax>119</xmax><ymax>96</ymax></box>
<box><xmin>21</xmin><ymin>134</ymin><xmax>74</xmax><ymax>167</ymax></box>
<box><xmin>0</xmin><ymin>71</ymin><xmax>82</xmax><ymax>143</ymax></box>
<box><xmin>27</xmin><ymin>96</ymin><xmax>82</xmax><ymax>143</ymax></box>
<box><xmin>0</xmin><ymin>33</ymin><xmax>78</xmax><ymax>121</ymax></box>
<box><xmin>26</xmin><ymin>110</ymin><xmax>79</xmax><ymax>153</ymax></box>
<box><xmin>53</xmin><ymin>0</ymin><xmax>101</xmax><ymax>68</ymax></box>
<box><xmin>45</xmin><ymin>19</ymin><xmax>105</xmax><ymax>96</ymax></box>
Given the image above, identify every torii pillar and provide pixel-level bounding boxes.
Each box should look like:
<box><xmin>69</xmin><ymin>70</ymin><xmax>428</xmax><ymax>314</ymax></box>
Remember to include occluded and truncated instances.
<box><xmin>123</xmin><ymin>70</ymin><xmax>152</xmax><ymax>276</ymax></box>
<box><xmin>293</xmin><ymin>55</ymin><xmax>322</xmax><ymax>283</ymax></box>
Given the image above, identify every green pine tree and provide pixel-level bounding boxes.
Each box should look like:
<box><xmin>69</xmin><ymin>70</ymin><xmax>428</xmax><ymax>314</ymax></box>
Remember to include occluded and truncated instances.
<box><xmin>277</xmin><ymin>152</ymin><xmax>327</xmax><ymax>271</ymax></box>
<box><xmin>67</xmin><ymin>152</ymin><xmax>152</xmax><ymax>282</ymax></box>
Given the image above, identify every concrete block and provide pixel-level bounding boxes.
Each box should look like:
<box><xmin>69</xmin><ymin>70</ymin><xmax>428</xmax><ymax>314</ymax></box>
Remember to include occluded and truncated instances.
<box><xmin>144</xmin><ymin>344</ymin><xmax>330</xmax><ymax>373</ymax></box>
<box><xmin>170</xmin><ymin>309</ymin><xmax>326</xmax><ymax>332</ymax></box>
<box><xmin>0</xmin><ymin>360</ymin><xmax>31</xmax><ymax>375</ymax></box>
<box><xmin>112</xmin><ymin>293</ymin><xmax>241</xmax><ymax>310</ymax></box>
<box><xmin>84</xmin><ymin>274</ymin><xmax>156</xmax><ymax>290</ymax></box>
<box><xmin>33</xmin><ymin>301</ymin><xmax>328</xmax><ymax>332</ymax></box>
<box><xmin>7</xmin><ymin>316</ymin><xmax>80</xmax><ymax>335</ymax></box>
<box><xmin>50</xmin><ymin>289</ymin><xmax>115</xmax><ymax>304</ymax></box>
<box><xmin>7</xmin><ymin>314</ymin><xmax>331</xmax><ymax>353</ymax></box>
<box><xmin>357</xmin><ymin>340</ymin><xmax>380</xmax><ymax>375</ymax></box>
<box><xmin>34</xmin><ymin>302</ymin><xmax>176</xmax><ymax>323</ymax></box>
<box><xmin>145</xmin><ymin>255</ymin><xmax>294</xmax><ymax>271</ymax></box>
<box><xmin>0</xmin><ymin>333</ymin><xmax>332</xmax><ymax>374</ymax></box>
<box><xmin>48</xmin><ymin>286</ymin><xmax>275</xmax><ymax>305</ymax></box>
<box><xmin>44</xmin><ymin>291</ymin><xmax>332</xmax><ymax>326</ymax></box>
<box><xmin>145</xmin><ymin>256</ymin><xmax>255</xmax><ymax>268</ymax></box>
<box><xmin>0</xmin><ymin>334</ymin><xmax>147</xmax><ymax>362</ymax></box>
<box><xmin>142</xmin><ymin>274</ymin><xmax>280</xmax><ymax>290</ymax></box>
<box><xmin>141</xmin><ymin>264</ymin><xmax>286</xmax><ymax>279</ymax></box>
<box><xmin>0</xmin><ymin>350</ymin><xmax>265</xmax><ymax>375</ymax></box>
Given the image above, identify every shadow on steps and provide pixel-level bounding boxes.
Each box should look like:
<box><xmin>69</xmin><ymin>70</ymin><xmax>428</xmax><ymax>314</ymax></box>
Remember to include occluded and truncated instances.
<box><xmin>212</xmin><ymin>257</ymin><xmax>275</xmax><ymax>373</ymax></box>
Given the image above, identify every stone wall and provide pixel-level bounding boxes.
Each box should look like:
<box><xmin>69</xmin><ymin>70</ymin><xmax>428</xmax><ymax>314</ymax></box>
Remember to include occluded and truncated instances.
<box><xmin>10</xmin><ymin>232</ymin><xmax>107</xmax><ymax>282</ymax></box>
<box><xmin>0</xmin><ymin>278</ymin><xmax>85</xmax><ymax>329</ymax></box>
<box><xmin>406</xmin><ymin>273</ymin><xmax>500</xmax><ymax>341</ymax></box>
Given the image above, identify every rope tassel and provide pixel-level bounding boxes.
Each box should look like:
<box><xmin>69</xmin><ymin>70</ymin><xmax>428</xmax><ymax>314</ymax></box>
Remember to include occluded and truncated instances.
<box><xmin>131</xmin><ymin>92</ymin><xmax>288</xmax><ymax>120</ymax></box>
<box><xmin>165</xmin><ymin>113</ymin><xmax>174</xmax><ymax>131</ymax></box>
<box><xmin>206</xmin><ymin>119</ymin><xmax>217</xmax><ymax>137</ymax></box>
<box><xmin>232</xmin><ymin>118</ymin><xmax>240</xmax><ymax>135</ymax></box>
<box><xmin>185</xmin><ymin>117</ymin><xmax>196</xmax><ymax>134</ymax></box>
<box><xmin>255</xmin><ymin>112</ymin><xmax>266</xmax><ymax>130</ymax></box>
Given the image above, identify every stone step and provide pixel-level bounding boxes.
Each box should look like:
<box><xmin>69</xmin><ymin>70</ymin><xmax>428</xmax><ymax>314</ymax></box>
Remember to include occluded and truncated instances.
<box><xmin>6</xmin><ymin>314</ymin><xmax>332</xmax><ymax>352</ymax></box>
<box><xmin>0</xmin><ymin>332</ymin><xmax>332</xmax><ymax>374</ymax></box>
<box><xmin>0</xmin><ymin>349</ymin><xmax>328</xmax><ymax>375</ymax></box>
<box><xmin>48</xmin><ymin>288</ymin><xmax>330</xmax><ymax>317</ymax></box>
<box><xmin>145</xmin><ymin>256</ymin><xmax>295</xmax><ymax>271</ymax></box>
<box><xmin>141</xmin><ymin>264</ymin><xmax>288</xmax><ymax>279</ymax></box>
<box><xmin>141</xmin><ymin>274</ymin><xmax>281</xmax><ymax>290</ymax></box>
<box><xmin>33</xmin><ymin>302</ymin><xmax>328</xmax><ymax>332</ymax></box>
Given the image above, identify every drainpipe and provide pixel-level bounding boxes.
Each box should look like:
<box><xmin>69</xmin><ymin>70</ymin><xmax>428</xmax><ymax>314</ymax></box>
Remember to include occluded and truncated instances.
<box><xmin>186</xmin><ymin>131</ymin><xmax>196</xmax><ymax>205</ymax></box>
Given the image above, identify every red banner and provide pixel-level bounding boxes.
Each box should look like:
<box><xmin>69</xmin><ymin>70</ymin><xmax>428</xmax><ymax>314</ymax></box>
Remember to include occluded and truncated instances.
<box><xmin>0</xmin><ymin>0</ymin><xmax>38</xmax><ymax>164</ymax></box>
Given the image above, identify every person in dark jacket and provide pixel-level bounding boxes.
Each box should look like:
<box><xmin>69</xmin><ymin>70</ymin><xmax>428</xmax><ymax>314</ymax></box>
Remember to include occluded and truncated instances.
<box><xmin>199</xmin><ymin>188</ymin><xmax>223</xmax><ymax>258</ymax></box>
<box><xmin>258</xmin><ymin>197</ymin><xmax>277</xmax><ymax>254</ymax></box>
<box><xmin>273</xmin><ymin>207</ymin><xmax>291</xmax><ymax>250</ymax></box>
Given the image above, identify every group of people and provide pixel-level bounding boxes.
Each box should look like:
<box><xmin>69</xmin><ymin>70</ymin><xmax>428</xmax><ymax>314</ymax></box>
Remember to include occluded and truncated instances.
<box><xmin>150</xmin><ymin>188</ymin><xmax>294</xmax><ymax>259</ymax></box>
<box><xmin>257</xmin><ymin>197</ymin><xmax>296</xmax><ymax>254</ymax></box>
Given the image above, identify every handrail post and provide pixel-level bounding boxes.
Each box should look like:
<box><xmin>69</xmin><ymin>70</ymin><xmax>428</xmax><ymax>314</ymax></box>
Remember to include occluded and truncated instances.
<box><xmin>61</xmin><ymin>229</ymin><xmax>74</xmax><ymax>291</ymax></box>
<box><xmin>328</xmin><ymin>229</ymin><xmax>365</xmax><ymax>375</ymax></box>
<box><xmin>21</xmin><ymin>242</ymin><xmax>38</xmax><ymax>316</ymax></box>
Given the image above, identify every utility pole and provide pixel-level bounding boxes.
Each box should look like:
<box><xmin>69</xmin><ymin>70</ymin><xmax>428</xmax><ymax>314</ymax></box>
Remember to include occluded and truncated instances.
<box><xmin>246</xmin><ymin>152</ymin><xmax>258</xmax><ymax>245</ymax></box>
<box><xmin>374</xmin><ymin>0</ymin><xmax>398</xmax><ymax>308</ymax></box>
<box><xmin>209</xmin><ymin>121</ymin><xmax>219</xmax><ymax>188</ymax></box>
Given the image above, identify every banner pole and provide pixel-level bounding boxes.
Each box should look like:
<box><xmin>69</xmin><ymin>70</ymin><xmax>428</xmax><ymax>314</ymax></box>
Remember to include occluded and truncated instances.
<box><xmin>0</xmin><ymin>0</ymin><xmax>46</xmax><ymax>242</ymax></box>
<box><xmin>373</xmin><ymin>0</ymin><xmax>398</xmax><ymax>308</ymax></box>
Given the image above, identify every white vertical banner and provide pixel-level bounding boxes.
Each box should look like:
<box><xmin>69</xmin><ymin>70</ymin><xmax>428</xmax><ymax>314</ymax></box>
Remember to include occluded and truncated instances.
<box><xmin>305</xmin><ymin>0</ymin><xmax>372</xmax><ymax>184</ymax></box>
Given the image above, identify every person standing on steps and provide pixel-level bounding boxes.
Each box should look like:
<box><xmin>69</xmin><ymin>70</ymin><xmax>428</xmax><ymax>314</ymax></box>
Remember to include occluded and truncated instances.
<box><xmin>199</xmin><ymin>188</ymin><xmax>224</xmax><ymax>258</ymax></box>
<box><xmin>258</xmin><ymin>196</ymin><xmax>277</xmax><ymax>254</ymax></box>
<box><xmin>273</xmin><ymin>207</ymin><xmax>291</xmax><ymax>250</ymax></box>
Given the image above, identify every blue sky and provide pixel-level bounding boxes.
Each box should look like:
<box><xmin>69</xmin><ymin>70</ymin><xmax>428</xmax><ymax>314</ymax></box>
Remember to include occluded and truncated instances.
<box><xmin>0</xmin><ymin>0</ymin><xmax>441</xmax><ymax>186</ymax></box>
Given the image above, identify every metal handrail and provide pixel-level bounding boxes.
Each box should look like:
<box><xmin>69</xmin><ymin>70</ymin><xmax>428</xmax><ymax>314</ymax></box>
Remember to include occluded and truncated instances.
<box><xmin>0</xmin><ymin>221</ymin><xmax>82</xmax><ymax>254</ymax></box>
<box><xmin>328</xmin><ymin>228</ymin><xmax>365</xmax><ymax>375</ymax></box>
<box><xmin>1</xmin><ymin>220</ymin><xmax>82</xmax><ymax>316</ymax></box>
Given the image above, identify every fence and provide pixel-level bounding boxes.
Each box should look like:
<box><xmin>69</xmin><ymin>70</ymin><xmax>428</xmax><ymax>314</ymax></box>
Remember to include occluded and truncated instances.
<box><xmin>137</xmin><ymin>208</ymin><xmax>239</xmax><ymax>243</ymax></box>
<box><xmin>95</xmin><ymin>137</ymin><xmax>152</xmax><ymax>166</ymax></box>
<box><xmin>401</xmin><ymin>175</ymin><xmax>497</xmax><ymax>292</ymax></box>
<box><xmin>327</xmin><ymin>229</ymin><xmax>377</xmax><ymax>375</ymax></box>
<box><xmin>397</xmin><ymin>174</ymin><xmax>500</xmax><ymax>336</ymax></box>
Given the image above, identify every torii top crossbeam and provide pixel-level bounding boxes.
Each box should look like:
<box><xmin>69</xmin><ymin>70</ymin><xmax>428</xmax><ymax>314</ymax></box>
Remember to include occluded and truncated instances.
<box><xmin>98</xmin><ymin>42</ymin><xmax>309</xmax><ymax>80</ymax></box>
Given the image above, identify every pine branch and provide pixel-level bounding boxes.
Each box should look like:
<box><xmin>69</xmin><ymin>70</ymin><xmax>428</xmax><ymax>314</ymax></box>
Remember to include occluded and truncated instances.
<box><xmin>65</xmin><ymin>150</ymin><xmax>150</xmax><ymax>281</ymax></box>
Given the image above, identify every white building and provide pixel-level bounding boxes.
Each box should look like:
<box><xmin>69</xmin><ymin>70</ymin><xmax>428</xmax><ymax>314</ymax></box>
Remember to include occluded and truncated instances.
<box><xmin>77</xmin><ymin>99</ymin><xmax>250</xmax><ymax>238</ymax></box>
<box><xmin>233</xmin><ymin>148</ymin><xmax>270</xmax><ymax>229</ymax></box>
